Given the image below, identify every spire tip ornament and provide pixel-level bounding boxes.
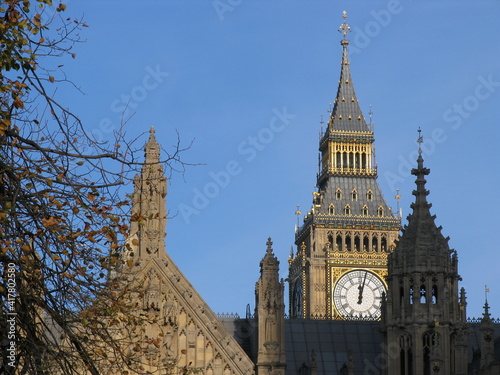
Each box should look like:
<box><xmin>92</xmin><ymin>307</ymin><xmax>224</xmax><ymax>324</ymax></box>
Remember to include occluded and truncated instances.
<box><xmin>266</xmin><ymin>237</ymin><xmax>273</xmax><ymax>253</ymax></box>
<box><xmin>339</xmin><ymin>10</ymin><xmax>351</xmax><ymax>44</ymax></box>
<box><xmin>417</xmin><ymin>127</ymin><xmax>423</xmax><ymax>155</ymax></box>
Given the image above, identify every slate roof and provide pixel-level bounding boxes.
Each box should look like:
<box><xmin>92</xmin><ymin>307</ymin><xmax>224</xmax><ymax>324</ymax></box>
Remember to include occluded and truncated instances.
<box><xmin>328</xmin><ymin>38</ymin><xmax>371</xmax><ymax>135</ymax></box>
<box><xmin>315</xmin><ymin>176</ymin><xmax>398</xmax><ymax>225</ymax></box>
<box><xmin>222</xmin><ymin>318</ymin><xmax>500</xmax><ymax>375</ymax></box>
<box><xmin>284</xmin><ymin>319</ymin><xmax>381</xmax><ymax>375</ymax></box>
<box><xmin>297</xmin><ymin>174</ymin><xmax>400</xmax><ymax>240</ymax></box>
<box><xmin>392</xmin><ymin>153</ymin><xmax>454</xmax><ymax>270</ymax></box>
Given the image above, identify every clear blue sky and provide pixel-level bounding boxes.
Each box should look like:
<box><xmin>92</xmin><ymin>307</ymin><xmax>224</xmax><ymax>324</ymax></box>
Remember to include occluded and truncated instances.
<box><xmin>60</xmin><ymin>1</ymin><xmax>500</xmax><ymax>319</ymax></box>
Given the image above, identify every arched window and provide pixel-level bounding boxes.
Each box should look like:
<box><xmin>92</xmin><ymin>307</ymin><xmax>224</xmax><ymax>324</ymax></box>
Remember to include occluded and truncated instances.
<box><xmin>361</xmin><ymin>153</ymin><xmax>367</xmax><ymax>169</ymax></box>
<box><xmin>354</xmin><ymin>153</ymin><xmax>360</xmax><ymax>169</ymax></box>
<box><xmin>377</xmin><ymin>206</ymin><xmax>384</xmax><ymax>217</ymax></box>
<box><xmin>409</xmin><ymin>286</ymin><xmax>414</xmax><ymax>305</ymax></box>
<box><xmin>344</xmin><ymin>204</ymin><xmax>351</xmax><ymax>215</ymax></box>
<box><xmin>381</xmin><ymin>237</ymin><xmax>387</xmax><ymax>252</ymax></box>
<box><xmin>420</xmin><ymin>285</ymin><xmax>426</xmax><ymax>304</ymax></box>
<box><xmin>336</xmin><ymin>235</ymin><xmax>342</xmax><ymax>251</ymax></box>
<box><xmin>328</xmin><ymin>204</ymin><xmax>335</xmax><ymax>215</ymax></box>
<box><xmin>336</xmin><ymin>188</ymin><xmax>342</xmax><ymax>200</ymax></box>
<box><xmin>351</xmin><ymin>189</ymin><xmax>358</xmax><ymax>201</ymax></box>
<box><xmin>431</xmin><ymin>285</ymin><xmax>438</xmax><ymax>304</ymax></box>
<box><xmin>345</xmin><ymin>234</ymin><xmax>352</xmax><ymax>251</ymax></box>
<box><xmin>363</xmin><ymin>236</ymin><xmax>369</xmax><ymax>251</ymax></box>
<box><xmin>362</xmin><ymin>205</ymin><xmax>368</xmax><ymax>216</ymax></box>
<box><xmin>399</xmin><ymin>333</ymin><xmax>413</xmax><ymax>375</ymax></box>
<box><xmin>354</xmin><ymin>236</ymin><xmax>360</xmax><ymax>251</ymax></box>
<box><xmin>366</xmin><ymin>190</ymin><xmax>373</xmax><ymax>201</ymax></box>
<box><xmin>336</xmin><ymin>152</ymin><xmax>341</xmax><ymax>168</ymax></box>
<box><xmin>328</xmin><ymin>234</ymin><xmax>334</xmax><ymax>248</ymax></box>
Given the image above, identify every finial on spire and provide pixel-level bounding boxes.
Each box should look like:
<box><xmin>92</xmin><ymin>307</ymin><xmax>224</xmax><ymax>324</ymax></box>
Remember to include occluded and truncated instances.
<box><xmin>395</xmin><ymin>188</ymin><xmax>402</xmax><ymax>219</ymax></box>
<box><xmin>145</xmin><ymin>126</ymin><xmax>161</xmax><ymax>163</ymax></box>
<box><xmin>483</xmin><ymin>285</ymin><xmax>491</xmax><ymax>321</ymax></box>
<box><xmin>266</xmin><ymin>237</ymin><xmax>273</xmax><ymax>253</ymax></box>
<box><xmin>339</xmin><ymin>10</ymin><xmax>351</xmax><ymax>41</ymax></box>
<box><xmin>417</xmin><ymin>127</ymin><xmax>423</xmax><ymax>155</ymax></box>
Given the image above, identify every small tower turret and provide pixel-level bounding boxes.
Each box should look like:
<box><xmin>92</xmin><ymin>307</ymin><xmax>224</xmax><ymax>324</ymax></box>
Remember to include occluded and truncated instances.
<box><xmin>126</xmin><ymin>127</ymin><xmax>168</xmax><ymax>263</ymax></box>
<box><xmin>382</xmin><ymin>131</ymin><xmax>468</xmax><ymax>375</ymax></box>
<box><xmin>480</xmin><ymin>289</ymin><xmax>495</xmax><ymax>372</ymax></box>
<box><xmin>256</xmin><ymin>238</ymin><xmax>286</xmax><ymax>375</ymax></box>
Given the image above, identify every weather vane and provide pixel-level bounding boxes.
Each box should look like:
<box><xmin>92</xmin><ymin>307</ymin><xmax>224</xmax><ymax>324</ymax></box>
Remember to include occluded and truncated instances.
<box><xmin>417</xmin><ymin>127</ymin><xmax>423</xmax><ymax>154</ymax></box>
<box><xmin>339</xmin><ymin>10</ymin><xmax>351</xmax><ymax>39</ymax></box>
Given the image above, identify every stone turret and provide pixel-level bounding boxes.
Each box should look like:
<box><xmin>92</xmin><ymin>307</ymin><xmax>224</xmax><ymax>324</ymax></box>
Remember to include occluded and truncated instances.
<box><xmin>480</xmin><ymin>298</ymin><xmax>496</xmax><ymax>373</ymax></box>
<box><xmin>256</xmin><ymin>238</ymin><xmax>286</xmax><ymax>375</ymax></box>
<box><xmin>382</xmin><ymin>133</ymin><xmax>468</xmax><ymax>375</ymax></box>
<box><xmin>126</xmin><ymin>127</ymin><xmax>167</xmax><ymax>263</ymax></box>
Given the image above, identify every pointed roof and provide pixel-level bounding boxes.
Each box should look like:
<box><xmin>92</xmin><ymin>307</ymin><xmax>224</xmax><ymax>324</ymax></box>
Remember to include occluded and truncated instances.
<box><xmin>328</xmin><ymin>12</ymin><xmax>371</xmax><ymax>135</ymax></box>
<box><xmin>126</xmin><ymin>127</ymin><xmax>167</xmax><ymax>260</ymax></box>
<box><xmin>115</xmin><ymin>130</ymin><xmax>254</xmax><ymax>374</ymax></box>
<box><xmin>260</xmin><ymin>237</ymin><xmax>279</xmax><ymax>271</ymax></box>
<box><xmin>392</xmin><ymin>132</ymin><xmax>455</xmax><ymax>270</ymax></box>
<box><xmin>118</xmin><ymin>237</ymin><xmax>255</xmax><ymax>375</ymax></box>
<box><xmin>145</xmin><ymin>126</ymin><xmax>161</xmax><ymax>164</ymax></box>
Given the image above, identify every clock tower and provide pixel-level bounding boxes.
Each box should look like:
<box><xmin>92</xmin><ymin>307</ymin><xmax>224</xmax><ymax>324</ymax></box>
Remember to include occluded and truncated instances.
<box><xmin>288</xmin><ymin>13</ymin><xmax>401</xmax><ymax>320</ymax></box>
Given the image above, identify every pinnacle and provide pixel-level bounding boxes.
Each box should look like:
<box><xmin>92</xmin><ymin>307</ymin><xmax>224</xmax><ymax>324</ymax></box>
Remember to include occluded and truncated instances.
<box><xmin>145</xmin><ymin>126</ymin><xmax>161</xmax><ymax>163</ymax></box>
<box><xmin>328</xmin><ymin>13</ymin><xmax>371</xmax><ymax>135</ymax></box>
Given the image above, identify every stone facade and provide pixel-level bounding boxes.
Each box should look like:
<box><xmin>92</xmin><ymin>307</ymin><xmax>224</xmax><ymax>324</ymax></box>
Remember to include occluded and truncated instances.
<box><xmin>110</xmin><ymin>129</ymin><xmax>255</xmax><ymax>375</ymax></box>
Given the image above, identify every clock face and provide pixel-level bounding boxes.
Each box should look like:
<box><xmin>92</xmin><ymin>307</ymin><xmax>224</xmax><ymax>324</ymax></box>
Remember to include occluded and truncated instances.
<box><xmin>333</xmin><ymin>270</ymin><xmax>386</xmax><ymax>319</ymax></box>
<box><xmin>292</xmin><ymin>279</ymin><xmax>303</xmax><ymax>318</ymax></box>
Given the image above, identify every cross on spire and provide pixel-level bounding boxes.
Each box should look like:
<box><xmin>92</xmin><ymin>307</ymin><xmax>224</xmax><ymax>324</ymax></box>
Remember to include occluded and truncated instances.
<box><xmin>339</xmin><ymin>11</ymin><xmax>351</xmax><ymax>41</ymax></box>
<box><xmin>266</xmin><ymin>237</ymin><xmax>273</xmax><ymax>252</ymax></box>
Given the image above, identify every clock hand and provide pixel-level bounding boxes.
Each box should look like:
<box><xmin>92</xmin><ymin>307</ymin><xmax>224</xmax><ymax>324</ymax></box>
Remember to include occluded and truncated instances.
<box><xmin>357</xmin><ymin>271</ymin><xmax>368</xmax><ymax>304</ymax></box>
